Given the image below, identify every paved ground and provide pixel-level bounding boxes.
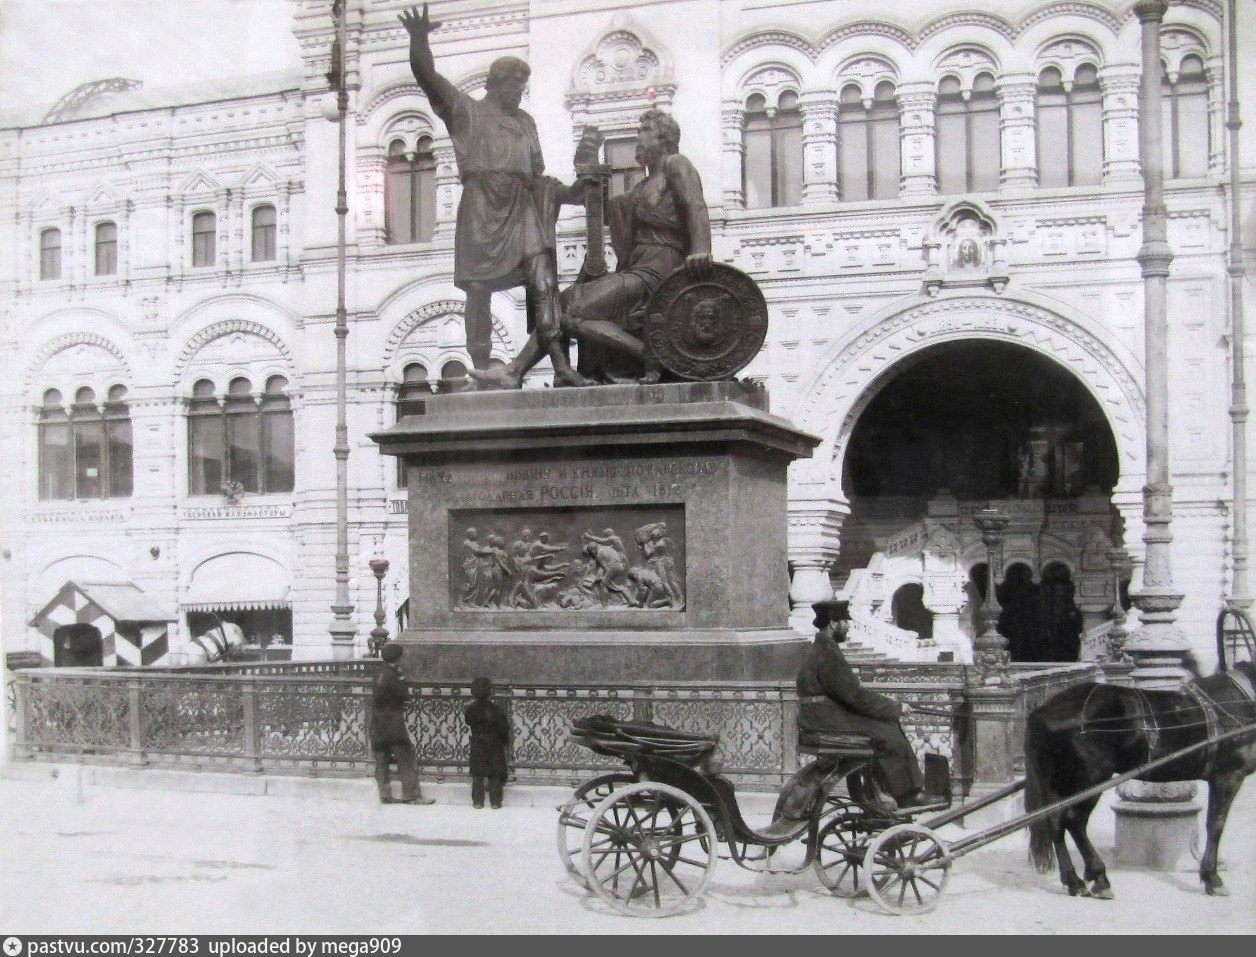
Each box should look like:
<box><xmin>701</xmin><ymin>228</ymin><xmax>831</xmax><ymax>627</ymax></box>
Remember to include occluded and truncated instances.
<box><xmin>0</xmin><ymin>762</ymin><xmax>1252</xmax><ymax>935</ymax></box>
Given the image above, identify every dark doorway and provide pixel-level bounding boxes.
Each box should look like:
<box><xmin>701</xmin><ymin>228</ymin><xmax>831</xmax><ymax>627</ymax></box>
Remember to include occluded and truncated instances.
<box><xmin>53</xmin><ymin>623</ymin><xmax>104</xmax><ymax>667</ymax></box>
<box><xmin>890</xmin><ymin>583</ymin><xmax>934</xmax><ymax>642</ymax></box>
<box><xmin>838</xmin><ymin>340</ymin><xmax>1119</xmax><ymax>663</ymax></box>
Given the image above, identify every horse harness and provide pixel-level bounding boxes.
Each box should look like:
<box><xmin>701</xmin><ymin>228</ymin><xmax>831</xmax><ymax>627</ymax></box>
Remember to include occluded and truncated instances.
<box><xmin>1080</xmin><ymin>674</ymin><xmax>1256</xmax><ymax>779</ymax></box>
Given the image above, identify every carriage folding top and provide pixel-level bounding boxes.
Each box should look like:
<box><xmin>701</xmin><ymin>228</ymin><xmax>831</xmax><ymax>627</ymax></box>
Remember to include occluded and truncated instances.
<box><xmin>568</xmin><ymin>714</ymin><xmax>720</xmax><ymax>767</ymax></box>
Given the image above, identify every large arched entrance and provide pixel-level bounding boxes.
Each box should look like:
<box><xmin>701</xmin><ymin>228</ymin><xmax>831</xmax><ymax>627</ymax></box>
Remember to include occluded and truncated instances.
<box><xmin>838</xmin><ymin>339</ymin><xmax>1122</xmax><ymax>662</ymax></box>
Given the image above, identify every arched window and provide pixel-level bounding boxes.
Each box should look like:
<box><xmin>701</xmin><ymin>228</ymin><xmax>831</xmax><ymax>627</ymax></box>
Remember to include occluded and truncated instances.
<box><xmin>936</xmin><ymin>73</ymin><xmax>1001</xmax><ymax>195</ymax></box>
<box><xmin>440</xmin><ymin>359</ymin><xmax>468</xmax><ymax>383</ymax></box>
<box><xmin>838</xmin><ymin>81</ymin><xmax>901</xmax><ymax>201</ymax></box>
<box><xmin>251</xmin><ymin>205</ymin><xmax>277</xmax><ymax>262</ymax></box>
<box><xmin>743</xmin><ymin>90</ymin><xmax>803</xmax><ymax>208</ymax></box>
<box><xmin>94</xmin><ymin>222</ymin><xmax>117</xmax><ymax>276</ymax></box>
<box><xmin>395</xmin><ymin>363</ymin><xmax>430</xmax><ymax>488</ymax></box>
<box><xmin>187</xmin><ymin>376</ymin><xmax>293</xmax><ymax>495</ymax></box>
<box><xmin>38</xmin><ymin>384</ymin><xmax>132</xmax><ymax>500</ymax></box>
<box><xmin>191</xmin><ymin>211</ymin><xmax>216</xmax><ymax>267</ymax></box>
<box><xmin>386</xmin><ymin>137</ymin><xmax>437</xmax><ymax>244</ymax></box>
<box><xmin>1036</xmin><ymin>64</ymin><xmax>1104</xmax><ymax>188</ymax></box>
<box><xmin>1162</xmin><ymin>55</ymin><xmax>1210</xmax><ymax>179</ymax></box>
<box><xmin>40</xmin><ymin>228</ymin><xmax>62</xmax><ymax>280</ymax></box>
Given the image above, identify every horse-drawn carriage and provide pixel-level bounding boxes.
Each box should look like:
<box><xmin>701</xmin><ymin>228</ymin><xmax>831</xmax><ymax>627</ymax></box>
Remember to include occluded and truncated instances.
<box><xmin>557</xmin><ymin>714</ymin><xmax>955</xmax><ymax>916</ymax></box>
<box><xmin>556</xmin><ymin>611</ymin><xmax>1256</xmax><ymax>917</ymax></box>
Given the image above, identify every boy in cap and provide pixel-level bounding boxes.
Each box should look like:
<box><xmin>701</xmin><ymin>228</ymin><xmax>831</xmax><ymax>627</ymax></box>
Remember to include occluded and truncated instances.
<box><xmin>464</xmin><ymin>677</ymin><xmax>511</xmax><ymax>808</ymax></box>
<box><xmin>797</xmin><ymin>599</ymin><xmax>930</xmax><ymax>809</ymax></box>
<box><xmin>371</xmin><ymin>643</ymin><xmax>435</xmax><ymax>805</ymax></box>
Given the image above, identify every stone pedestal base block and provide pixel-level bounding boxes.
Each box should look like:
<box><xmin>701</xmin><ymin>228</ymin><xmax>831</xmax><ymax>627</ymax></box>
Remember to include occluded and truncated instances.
<box><xmin>1113</xmin><ymin>780</ymin><xmax>1200</xmax><ymax>870</ymax></box>
<box><xmin>372</xmin><ymin>381</ymin><xmax>819</xmax><ymax>683</ymax></box>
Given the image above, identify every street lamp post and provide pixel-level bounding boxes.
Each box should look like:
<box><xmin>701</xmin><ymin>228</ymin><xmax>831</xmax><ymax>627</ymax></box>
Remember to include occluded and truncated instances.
<box><xmin>972</xmin><ymin>506</ymin><xmax>1010</xmax><ymax>682</ymax></box>
<box><xmin>368</xmin><ymin>558</ymin><xmax>391</xmax><ymax>657</ymax></box>
<box><xmin>1113</xmin><ymin>1</ymin><xmax>1199</xmax><ymax>870</ymax></box>
<box><xmin>327</xmin><ymin>0</ymin><xmax>355</xmax><ymax>657</ymax></box>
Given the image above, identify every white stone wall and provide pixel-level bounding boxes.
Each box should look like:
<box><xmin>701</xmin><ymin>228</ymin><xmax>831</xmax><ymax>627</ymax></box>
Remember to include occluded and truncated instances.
<box><xmin>0</xmin><ymin>0</ymin><xmax>1252</xmax><ymax>670</ymax></box>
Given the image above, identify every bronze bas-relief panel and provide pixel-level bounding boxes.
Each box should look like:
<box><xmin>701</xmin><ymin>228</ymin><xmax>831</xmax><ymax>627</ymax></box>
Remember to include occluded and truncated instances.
<box><xmin>450</xmin><ymin>506</ymin><xmax>685</xmax><ymax>612</ymax></box>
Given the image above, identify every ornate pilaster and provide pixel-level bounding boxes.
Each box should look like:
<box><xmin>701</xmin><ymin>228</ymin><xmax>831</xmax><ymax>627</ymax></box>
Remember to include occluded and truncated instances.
<box><xmin>786</xmin><ymin>497</ymin><xmax>849</xmax><ymax>634</ymax></box>
<box><xmin>433</xmin><ymin>139</ymin><xmax>458</xmax><ymax>242</ymax></box>
<box><xmin>720</xmin><ymin>99</ymin><xmax>747</xmax><ymax>210</ymax></box>
<box><xmin>1206</xmin><ymin>54</ymin><xmax>1225</xmax><ymax>177</ymax></box>
<box><xmin>798</xmin><ymin>90</ymin><xmax>838</xmax><ymax>204</ymax></box>
<box><xmin>1098</xmin><ymin>65</ymin><xmax>1143</xmax><ymax>185</ymax></box>
<box><xmin>354</xmin><ymin>146</ymin><xmax>387</xmax><ymax>247</ymax></box>
<box><xmin>896</xmin><ymin>82</ymin><xmax>937</xmax><ymax>197</ymax></box>
<box><xmin>995</xmin><ymin>74</ymin><xmax>1037</xmax><ymax>190</ymax></box>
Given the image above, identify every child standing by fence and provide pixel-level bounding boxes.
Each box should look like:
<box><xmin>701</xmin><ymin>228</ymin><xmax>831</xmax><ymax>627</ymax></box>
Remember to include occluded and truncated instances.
<box><xmin>464</xmin><ymin>677</ymin><xmax>511</xmax><ymax>808</ymax></box>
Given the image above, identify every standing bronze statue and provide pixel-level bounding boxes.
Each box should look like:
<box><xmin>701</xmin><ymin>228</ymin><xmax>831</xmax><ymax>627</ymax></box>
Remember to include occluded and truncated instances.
<box><xmin>471</xmin><ymin>109</ymin><xmax>715</xmax><ymax>389</ymax></box>
<box><xmin>398</xmin><ymin>4</ymin><xmax>588</xmax><ymax>384</ymax></box>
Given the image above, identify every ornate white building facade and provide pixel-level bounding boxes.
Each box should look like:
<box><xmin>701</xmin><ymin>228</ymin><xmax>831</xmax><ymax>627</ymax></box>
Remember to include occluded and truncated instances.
<box><xmin>1</xmin><ymin>0</ymin><xmax>1251</xmax><ymax>669</ymax></box>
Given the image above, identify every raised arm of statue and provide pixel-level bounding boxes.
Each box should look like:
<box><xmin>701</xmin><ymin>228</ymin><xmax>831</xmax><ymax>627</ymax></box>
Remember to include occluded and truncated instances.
<box><xmin>398</xmin><ymin>4</ymin><xmax>460</xmax><ymax>125</ymax></box>
<box><xmin>663</xmin><ymin>154</ymin><xmax>712</xmax><ymax>278</ymax></box>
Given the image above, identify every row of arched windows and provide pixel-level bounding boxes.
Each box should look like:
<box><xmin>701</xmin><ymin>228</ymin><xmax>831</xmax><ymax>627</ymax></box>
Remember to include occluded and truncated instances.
<box><xmin>38</xmin><ymin>206</ymin><xmax>279</xmax><ymax>281</ymax></box>
<box><xmin>36</xmin><ymin>378</ymin><xmax>295</xmax><ymax>500</ymax></box>
<box><xmin>742</xmin><ymin>57</ymin><xmax>1213</xmax><ymax>207</ymax></box>
<box><xmin>38</xmin><ymin>385</ymin><xmax>132</xmax><ymax>500</ymax></box>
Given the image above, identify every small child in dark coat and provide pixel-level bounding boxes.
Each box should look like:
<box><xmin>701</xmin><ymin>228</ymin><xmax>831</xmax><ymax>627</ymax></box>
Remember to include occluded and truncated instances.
<box><xmin>464</xmin><ymin>677</ymin><xmax>510</xmax><ymax>809</ymax></box>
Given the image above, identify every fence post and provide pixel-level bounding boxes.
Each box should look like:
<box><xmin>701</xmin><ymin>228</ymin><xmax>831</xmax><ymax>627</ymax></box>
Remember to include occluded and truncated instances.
<box><xmin>127</xmin><ymin>677</ymin><xmax>147</xmax><ymax>767</ymax></box>
<box><xmin>242</xmin><ymin>681</ymin><xmax>261</xmax><ymax>773</ymax></box>
<box><xmin>781</xmin><ymin>686</ymin><xmax>799</xmax><ymax>786</ymax></box>
<box><xmin>12</xmin><ymin>672</ymin><xmax>28</xmax><ymax>761</ymax></box>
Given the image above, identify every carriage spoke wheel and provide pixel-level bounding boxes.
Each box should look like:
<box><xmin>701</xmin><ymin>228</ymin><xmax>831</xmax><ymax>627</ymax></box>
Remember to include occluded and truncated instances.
<box><xmin>863</xmin><ymin>823</ymin><xmax>951</xmax><ymax>915</ymax></box>
<box><xmin>813</xmin><ymin>807</ymin><xmax>871</xmax><ymax>898</ymax></box>
<box><xmin>556</xmin><ymin>773</ymin><xmax>635</xmax><ymax>890</ymax></box>
<box><xmin>581</xmin><ymin>781</ymin><xmax>717</xmax><ymax>917</ymax></box>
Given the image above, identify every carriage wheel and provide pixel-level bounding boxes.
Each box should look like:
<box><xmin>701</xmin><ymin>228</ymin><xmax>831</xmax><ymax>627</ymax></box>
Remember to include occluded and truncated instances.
<box><xmin>813</xmin><ymin>805</ymin><xmax>871</xmax><ymax>898</ymax></box>
<box><xmin>863</xmin><ymin>823</ymin><xmax>951</xmax><ymax>915</ymax></box>
<box><xmin>556</xmin><ymin>773</ymin><xmax>635</xmax><ymax>889</ymax></box>
<box><xmin>581</xmin><ymin>781</ymin><xmax>717</xmax><ymax>917</ymax></box>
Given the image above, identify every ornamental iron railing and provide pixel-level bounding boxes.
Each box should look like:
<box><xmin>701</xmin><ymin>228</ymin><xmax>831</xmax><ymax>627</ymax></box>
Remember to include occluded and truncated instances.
<box><xmin>7</xmin><ymin>659</ymin><xmax>1107</xmax><ymax>791</ymax></box>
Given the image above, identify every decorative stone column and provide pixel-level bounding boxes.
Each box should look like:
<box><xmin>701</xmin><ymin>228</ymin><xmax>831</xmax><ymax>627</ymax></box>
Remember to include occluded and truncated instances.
<box><xmin>353</xmin><ymin>146</ymin><xmax>387</xmax><ymax>247</ymax></box>
<box><xmin>996</xmin><ymin>73</ymin><xmax>1038</xmax><ymax>190</ymax></box>
<box><xmin>786</xmin><ymin>497</ymin><xmax>848</xmax><ymax>634</ymax></box>
<box><xmin>896</xmin><ymin>82</ymin><xmax>938</xmax><ymax>197</ymax></box>
<box><xmin>720</xmin><ymin>99</ymin><xmax>747</xmax><ymax>210</ymax></box>
<box><xmin>1114</xmin><ymin>0</ymin><xmax>1200</xmax><ymax>870</ymax></box>
<box><xmin>798</xmin><ymin>90</ymin><xmax>838</xmax><ymax>204</ymax></box>
<box><xmin>1098</xmin><ymin>65</ymin><xmax>1143</xmax><ymax>185</ymax></box>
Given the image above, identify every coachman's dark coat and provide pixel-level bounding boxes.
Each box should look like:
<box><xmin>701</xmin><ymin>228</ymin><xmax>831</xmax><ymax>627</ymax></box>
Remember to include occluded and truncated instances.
<box><xmin>370</xmin><ymin>662</ymin><xmax>412</xmax><ymax>748</ymax></box>
<box><xmin>796</xmin><ymin>631</ymin><xmax>924</xmax><ymax>800</ymax></box>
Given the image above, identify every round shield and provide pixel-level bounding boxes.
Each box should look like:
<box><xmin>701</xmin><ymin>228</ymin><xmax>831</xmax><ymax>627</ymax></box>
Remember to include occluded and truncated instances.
<box><xmin>642</xmin><ymin>263</ymin><xmax>768</xmax><ymax>381</ymax></box>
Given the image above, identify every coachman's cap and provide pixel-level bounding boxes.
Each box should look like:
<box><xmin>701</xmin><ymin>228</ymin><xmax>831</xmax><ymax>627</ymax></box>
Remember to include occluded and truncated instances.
<box><xmin>381</xmin><ymin>643</ymin><xmax>404</xmax><ymax>663</ymax></box>
<box><xmin>811</xmin><ymin>599</ymin><xmax>851</xmax><ymax>630</ymax></box>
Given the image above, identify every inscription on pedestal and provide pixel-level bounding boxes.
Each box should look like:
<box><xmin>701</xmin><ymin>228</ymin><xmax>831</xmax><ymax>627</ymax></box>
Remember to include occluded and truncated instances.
<box><xmin>450</xmin><ymin>506</ymin><xmax>686</xmax><ymax>612</ymax></box>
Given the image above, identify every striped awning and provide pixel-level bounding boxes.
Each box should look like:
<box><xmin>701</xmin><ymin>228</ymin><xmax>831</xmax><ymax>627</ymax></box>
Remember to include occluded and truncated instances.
<box><xmin>183</xmin><ymin>553</ymin><xmax>291</xmax><ymax>613</ymax></box>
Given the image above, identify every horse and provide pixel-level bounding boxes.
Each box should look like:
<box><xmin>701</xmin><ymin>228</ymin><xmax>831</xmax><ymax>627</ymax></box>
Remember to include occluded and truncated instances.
<box><xmin>1023</xmin><ymin>658</ymin><xmax>1256</xmax><ymax>899</ymax></box>
<box><xmin>178</xmin><ymin>619</ymin><xmax>246</xmax><ymax>666</ymax></box>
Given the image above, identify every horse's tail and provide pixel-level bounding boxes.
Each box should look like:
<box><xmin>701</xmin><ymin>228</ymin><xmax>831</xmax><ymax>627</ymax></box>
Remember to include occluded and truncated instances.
<box><xmin>1024</xmin><ymin>705</ymin><xmax>1058</xmax><ymax>873</ymax></box>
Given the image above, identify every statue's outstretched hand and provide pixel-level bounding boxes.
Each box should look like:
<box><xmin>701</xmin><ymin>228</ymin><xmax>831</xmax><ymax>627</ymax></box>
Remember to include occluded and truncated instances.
<box><xmin>398</xmin><ymin>4</ymin><xmax>442</xmax><ymax>39</ymax></box>
<box><xmin>684</xmin><ymin>252</ymin><xmax>713</xmax><ymax>279</ymax></box>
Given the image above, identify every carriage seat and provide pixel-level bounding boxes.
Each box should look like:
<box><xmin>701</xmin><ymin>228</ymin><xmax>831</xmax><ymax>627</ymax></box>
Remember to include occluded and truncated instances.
<box><xmin>797</xmin><ymin>730</ymin><xmax>877</xmax><ymax>758</ymax></box>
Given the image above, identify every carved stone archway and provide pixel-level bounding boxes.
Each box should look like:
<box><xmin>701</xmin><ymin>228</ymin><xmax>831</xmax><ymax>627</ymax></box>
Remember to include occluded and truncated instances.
<box><xmin>786</xmin><ymin>292</ymin><xmax>1146</xmax><ymax>637</ymax></box>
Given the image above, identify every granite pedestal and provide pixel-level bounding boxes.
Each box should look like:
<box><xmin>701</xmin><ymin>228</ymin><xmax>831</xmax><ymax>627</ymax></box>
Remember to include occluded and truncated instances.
<box><xmin>371</xmin><ymin>381</ymin><xmax>818</xmax><ymax>683</ymax></box>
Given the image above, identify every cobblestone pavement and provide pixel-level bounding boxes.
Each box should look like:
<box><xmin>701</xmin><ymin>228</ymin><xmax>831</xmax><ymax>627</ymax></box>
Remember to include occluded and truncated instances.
<box><xmin>0</xmin><ymin>765</ymin><xmax>1252</xmax><ymax>935</ymax></box>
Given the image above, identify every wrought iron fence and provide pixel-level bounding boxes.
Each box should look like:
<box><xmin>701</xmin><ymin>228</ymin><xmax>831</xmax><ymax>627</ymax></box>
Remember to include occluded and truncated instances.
<box><xmin>9</xmin><ymin>660</ymin><xmax>1101</xmax><ymax>791</ymax></box>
